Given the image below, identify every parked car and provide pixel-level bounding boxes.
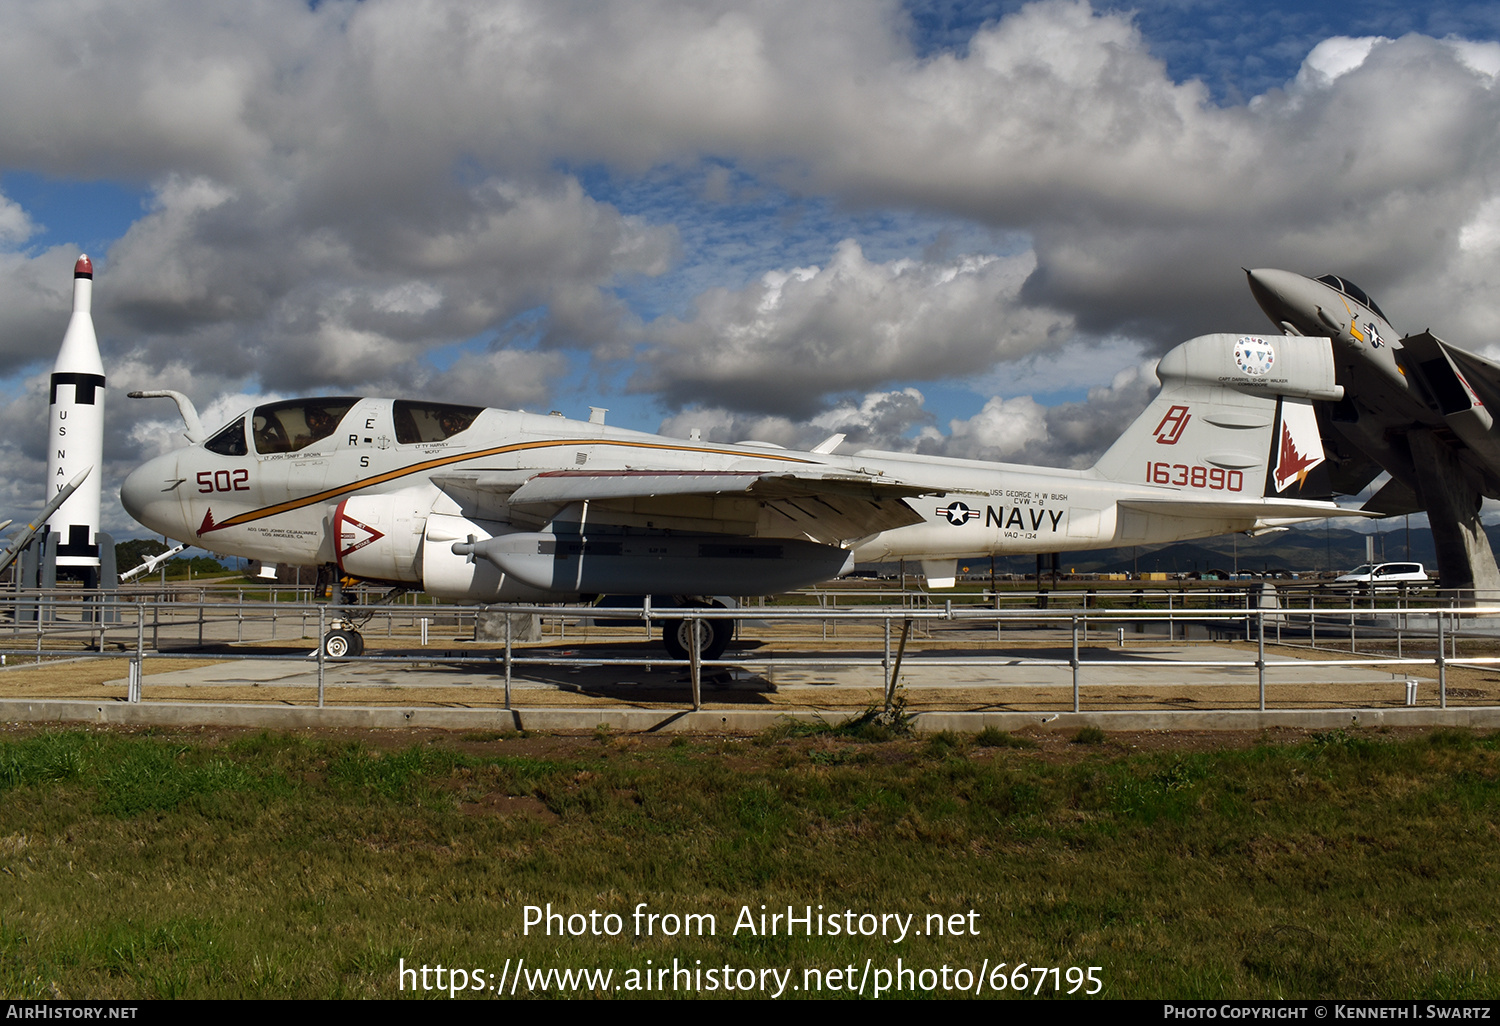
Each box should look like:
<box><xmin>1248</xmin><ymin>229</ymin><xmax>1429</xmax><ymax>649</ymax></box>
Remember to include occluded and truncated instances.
<box><xmin>1334</xmin><ymin>562</ymin><xmax>1428</xmax><ymax>588</ymax></box>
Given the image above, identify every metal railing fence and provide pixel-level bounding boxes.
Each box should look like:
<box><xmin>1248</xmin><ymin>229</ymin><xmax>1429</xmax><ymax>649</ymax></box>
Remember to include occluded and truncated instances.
<box><xmin>4</xmin><ymin>580</ymin><xmax>1499</xmax><ymax>716</ymax></box>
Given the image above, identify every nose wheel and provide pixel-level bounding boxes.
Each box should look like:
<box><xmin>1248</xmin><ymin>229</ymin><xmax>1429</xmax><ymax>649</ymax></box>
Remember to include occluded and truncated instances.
<box><xmin>321</xmin><ymin>626</ymin><xmax>365</xmax><ymax>658</ymax></box>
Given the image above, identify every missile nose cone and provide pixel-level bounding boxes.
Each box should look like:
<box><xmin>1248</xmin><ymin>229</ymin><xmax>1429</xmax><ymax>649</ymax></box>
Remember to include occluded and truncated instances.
<box><xmin>68</xmin><ymin>254</ymin><xmax>95</xmax><ymax>317</ymax></box>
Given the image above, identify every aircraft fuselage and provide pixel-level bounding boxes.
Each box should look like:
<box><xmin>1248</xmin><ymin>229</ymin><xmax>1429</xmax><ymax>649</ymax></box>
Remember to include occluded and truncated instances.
<box><xmin>122</xmin><ymin>398</ymin><xmax>1270</xmax><ymax>600</ymax></box>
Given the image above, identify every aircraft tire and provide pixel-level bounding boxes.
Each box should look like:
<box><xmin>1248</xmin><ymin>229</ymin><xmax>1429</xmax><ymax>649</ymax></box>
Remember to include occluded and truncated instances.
<box><xmin>323</xmin><ymin>629</ymin><xmax>359</xmax><ymax>659</ymax></box>
<box><xmin>662</xmin><ymin>617</ymin><xmax>732</xmax><ymax>662</ymax></box>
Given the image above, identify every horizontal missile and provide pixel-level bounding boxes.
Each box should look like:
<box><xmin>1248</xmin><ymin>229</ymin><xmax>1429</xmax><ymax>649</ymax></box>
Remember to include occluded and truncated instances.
<box><xmin>118</xmin><ymin>542</ymin><xmax>188</xmax><ymax>583</ymax></box>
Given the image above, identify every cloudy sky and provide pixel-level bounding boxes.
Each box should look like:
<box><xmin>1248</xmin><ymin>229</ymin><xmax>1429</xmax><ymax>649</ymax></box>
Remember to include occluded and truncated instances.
<box><xmin>4</xmin><ymin>0</ymin><xmax>1500</xmax><ymax>537</ymax></box>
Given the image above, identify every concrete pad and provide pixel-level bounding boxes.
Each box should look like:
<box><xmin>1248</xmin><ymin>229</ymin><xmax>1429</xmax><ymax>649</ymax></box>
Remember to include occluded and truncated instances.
<box><xmin>3</xmin><ymin>698</ymin><xmax>1499</xmax><ymax>733</ymax></box>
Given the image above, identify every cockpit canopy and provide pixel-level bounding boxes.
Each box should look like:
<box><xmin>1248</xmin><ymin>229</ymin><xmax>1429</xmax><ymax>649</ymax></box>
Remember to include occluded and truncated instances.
<box><xmin>201</xmin><ymin>397</ymin><xmax>483</xmax><ymax>457</ymax></box>
<box><xmin>392</xmin><ymin>401</ymin><xmax>481</xmax><ymax>444</ymax></box>
<box><xmin>1315</xmin><ymin>274</ymin><xmax>1388</xmax><ymax>322</ymax></box>
<box><xmin>253</xmin><ymin>398</ymin><xmax>360</xmax><ymax>454</ymax></box>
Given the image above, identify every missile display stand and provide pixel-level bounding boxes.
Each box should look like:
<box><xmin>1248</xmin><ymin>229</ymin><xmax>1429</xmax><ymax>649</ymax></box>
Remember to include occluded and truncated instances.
<box><xmin>15</xmin><ymin>528</ymin><xmax>117</xmax><ymax>625</ymax></box>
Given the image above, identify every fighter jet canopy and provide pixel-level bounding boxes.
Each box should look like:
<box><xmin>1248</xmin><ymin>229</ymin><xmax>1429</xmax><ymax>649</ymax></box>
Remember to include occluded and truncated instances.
<box><xmin>1314</xmin><ymin>274</ymin><xmax>1388</xmax><ymax>321</ymax></box>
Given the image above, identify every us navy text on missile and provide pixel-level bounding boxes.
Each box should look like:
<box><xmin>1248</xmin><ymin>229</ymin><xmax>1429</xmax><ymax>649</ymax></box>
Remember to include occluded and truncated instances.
<box><xmin>46</xmin><ymin>253</ymin><xmax>105</xmax><ymax>570</ymax></box>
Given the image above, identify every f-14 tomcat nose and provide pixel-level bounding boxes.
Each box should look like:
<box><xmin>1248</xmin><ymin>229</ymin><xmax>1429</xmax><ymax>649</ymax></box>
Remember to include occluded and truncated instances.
<box><xmin>1246</xmin><ymin>268</ymin><xmax>1325</xmax><ymax>336</ymax></box>
<box><xmin>121</xmin><ymin>452</ymin><xmax>186</xmax><ymax>540</ymax></box>
<box><xmin>1246</xmin><ymin>267</ymin><xmax>1302</xmax><ymax>312</ymax></box>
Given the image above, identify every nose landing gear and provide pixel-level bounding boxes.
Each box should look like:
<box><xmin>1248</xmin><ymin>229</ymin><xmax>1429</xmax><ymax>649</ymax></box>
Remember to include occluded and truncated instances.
<box><xmin>321</xmin><ymin>620</ymin><xmax>365</xmax><ymax>658</ymax></box>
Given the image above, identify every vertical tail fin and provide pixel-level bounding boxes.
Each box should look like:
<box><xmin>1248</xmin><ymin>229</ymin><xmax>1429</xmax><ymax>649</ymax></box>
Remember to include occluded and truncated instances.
<box><xmin>1093</xmin><ymin>334</ymin><xmax>1340</xmax><ymax>503</ymax></box>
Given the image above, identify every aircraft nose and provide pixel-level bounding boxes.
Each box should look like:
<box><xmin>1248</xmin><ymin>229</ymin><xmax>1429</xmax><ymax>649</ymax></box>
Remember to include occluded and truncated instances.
<box><xmin>1246</xmin><ymin>268</ymin><xmax>1297</xmax><ymax>307</ymax></box>
<box><xmin>121</xmin><ymin>453</ymin><xmax>184</xmax><ymax>537</ymax></box>
<box><xmin>1246</xmin><ymin>268</ymin><xmax>1317</xmax><ymax>331</ymax></box>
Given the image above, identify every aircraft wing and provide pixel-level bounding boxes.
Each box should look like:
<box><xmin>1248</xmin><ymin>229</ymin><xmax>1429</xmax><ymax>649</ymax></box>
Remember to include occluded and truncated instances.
<box><xmin>438</xmin><ymin>468</ymin><xmax>934</xmax><ymax>545</ymax></box>
<box><xmin>1407</xmin><ymin>332</ymin><xmax>1500</xmax><ymax>412</ymax></box>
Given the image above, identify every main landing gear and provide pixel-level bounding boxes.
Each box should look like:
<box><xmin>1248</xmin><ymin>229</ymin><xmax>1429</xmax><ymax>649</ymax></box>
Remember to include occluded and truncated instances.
<box><xmin>660</xmin><ymin>603</ymin><xmax>733</xmax><ymax>661</ymax></box>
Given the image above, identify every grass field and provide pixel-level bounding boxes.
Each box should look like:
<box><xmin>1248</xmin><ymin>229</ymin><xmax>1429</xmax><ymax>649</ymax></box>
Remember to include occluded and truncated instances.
<box><xmin>0</xmin><ymin>722</ymin><xmax>1496</xmax><ymax>999</ymax></box>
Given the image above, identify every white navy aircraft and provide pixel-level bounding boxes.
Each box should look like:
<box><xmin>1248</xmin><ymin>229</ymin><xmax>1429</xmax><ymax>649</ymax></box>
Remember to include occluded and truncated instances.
<box><xmin>122</xmin><ymin>333</ymin><xmax>1364</xmax><ymax>658</ymax></box>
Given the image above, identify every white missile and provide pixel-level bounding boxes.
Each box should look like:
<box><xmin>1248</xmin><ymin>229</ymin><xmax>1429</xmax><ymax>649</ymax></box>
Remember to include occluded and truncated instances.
<box><xmin>118</xmin><ymin>542</ymin><xmax>187</xmax><ymax>583</ymax></box>
<box><xmin>0</xmin><ymin>467</ymin><xmax>91</xmax><ymax>576</ymax></box>
<box><xmin>46</xmin><ymin>254</ymin><xmax>105</xmax><ymax>569</ymax></box>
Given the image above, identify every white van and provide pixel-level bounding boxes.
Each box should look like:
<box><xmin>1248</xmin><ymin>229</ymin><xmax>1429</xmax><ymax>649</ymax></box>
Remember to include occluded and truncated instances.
<box><xmin>1334</xmin><ymin>562</ymin><xmax>1428</xmax><ymax>587</ymax></box>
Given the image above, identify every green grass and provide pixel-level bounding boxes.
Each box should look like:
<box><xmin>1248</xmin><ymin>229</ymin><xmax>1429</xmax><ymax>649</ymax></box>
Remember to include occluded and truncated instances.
<box><xmin>0</xmin><ymin>726</ymin><xmax>1498</xmax><ymax>998</ymax></box>
<box><xmin>974</xmin><ymin>727</ymin><xmax>1037</xmax><ymax>749</ymax></box>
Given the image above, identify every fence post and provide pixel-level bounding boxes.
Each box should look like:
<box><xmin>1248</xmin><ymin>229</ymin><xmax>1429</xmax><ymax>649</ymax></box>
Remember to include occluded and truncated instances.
<box><xmin>887</xmin><ymin>619</ymin><xmax>913</xmax><ymax>708</ymax></box>
<box><xmin>504</xmin><ymin>610</ymin><xmax>513</xmax><ymax>711</ymax></box>
<box><xmin>317</xmin><ymin>603</ymin><xmax>326</xmax><ymax>709</ymax></box>
<box><xmin>882</xmin><ymin>617</ymin><xmax>891</xmax><ymax>709</ymax></box>
<box><xmin>689</xmin><ymin>613</ymin><xmax>702</xmax><ymax>712</ymax></box>
<box><xmin>131</xmin><ymin>600</ymin><xmax>145</xmax><ymax>702</ymax></box>
<box><xmin>1438</xmin><ymin>609</ymin><xmax>1447</xmax><ymax>709</ymax></box>
<box><xmin>1071</xmin><ymin>614</ymin><xmax>1080</xmax><ymax>713</ymax></box>
<box><xmin>1257</xmin><ymin>609</ymin><xmax>1266</xmax><ymax>712</ymax></box>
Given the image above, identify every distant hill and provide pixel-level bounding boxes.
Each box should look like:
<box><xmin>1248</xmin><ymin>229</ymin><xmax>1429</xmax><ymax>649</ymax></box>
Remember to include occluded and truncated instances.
<box><xmin>863</xmin><ymin>521</ymin><xmax>1480</xmax><ymax>578</ymax></box>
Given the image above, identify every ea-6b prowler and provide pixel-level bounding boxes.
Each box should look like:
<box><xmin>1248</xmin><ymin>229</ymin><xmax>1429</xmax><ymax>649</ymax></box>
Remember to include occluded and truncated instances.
<box><xmin>122</xmin><ymin>333</ymin><xmax>1364</xmax><ymax>659</ymax></box>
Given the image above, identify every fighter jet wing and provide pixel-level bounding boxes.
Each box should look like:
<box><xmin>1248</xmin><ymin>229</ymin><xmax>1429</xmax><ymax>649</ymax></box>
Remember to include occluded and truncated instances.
<box><xmin>1410</xmin><ymin>333</ymin><xmax>1500</xmax><ymax>413</ymax></box>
